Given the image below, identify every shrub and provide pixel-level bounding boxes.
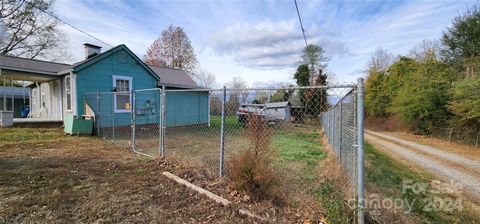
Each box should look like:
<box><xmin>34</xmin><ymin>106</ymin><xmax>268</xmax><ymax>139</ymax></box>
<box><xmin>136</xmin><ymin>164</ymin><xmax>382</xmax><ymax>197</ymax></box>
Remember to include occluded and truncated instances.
<box><xmin>228</xmin><ymin>115</ymin><xmax>283</xmax><ymax>202</ymax></box>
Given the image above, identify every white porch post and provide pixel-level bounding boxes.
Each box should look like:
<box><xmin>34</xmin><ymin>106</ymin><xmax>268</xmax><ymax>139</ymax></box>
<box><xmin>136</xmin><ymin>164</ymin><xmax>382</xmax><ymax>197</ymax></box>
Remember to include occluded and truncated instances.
<box><xmin>2</xmin><ymin>70</ymin><xmax>5</xmax><ymax>111</ymax></box>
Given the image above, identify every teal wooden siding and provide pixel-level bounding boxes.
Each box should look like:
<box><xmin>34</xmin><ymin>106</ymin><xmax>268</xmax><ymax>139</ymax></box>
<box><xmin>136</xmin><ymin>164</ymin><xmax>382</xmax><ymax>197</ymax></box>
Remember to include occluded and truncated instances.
<box><xmin>76</xmin><ymin>48</ymin><xmax>208</xmax><ymax>127</ymax></box>
<box><xmin>165</xmin><ymin>91</ymin><xmax>209</xmax><ymax>127</ymax></box>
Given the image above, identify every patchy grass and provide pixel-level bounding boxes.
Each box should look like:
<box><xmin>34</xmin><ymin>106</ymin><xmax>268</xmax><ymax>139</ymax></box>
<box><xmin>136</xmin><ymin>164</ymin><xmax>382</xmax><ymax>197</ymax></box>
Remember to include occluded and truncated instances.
<box><xmin>314</xmin><ymin>180</ymin><xmax>352</xmax><ymax>224</ymax></box>
<box><xmin>275</xmin><ymin>131</ymin><xmax>326</xmax><ymax>165</ymax></box>
<box><xmin>365</xmin><ymin>142</ymin><xmax>479</xmax><ymax>223</ymax></box>
<box><xmin>0</xmin><ymin>127</ymin><xmax>67</xmax><ymax>148</ymax></box>
<box><xmin>0</xmin><ymin>127</ymin><xmax>250</xmax><ymax>223</ymax></box>
<box><xmin>135</xmin><ymin>168</ymin><xmax>146</xmax><ymax>174</ymax></box>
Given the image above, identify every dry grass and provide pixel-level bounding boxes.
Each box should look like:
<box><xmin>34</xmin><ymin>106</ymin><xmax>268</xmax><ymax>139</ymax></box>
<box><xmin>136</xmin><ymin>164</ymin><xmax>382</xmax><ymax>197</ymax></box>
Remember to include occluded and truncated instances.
<box><xmin>228</xmin><ymin>115</ymin><xmax>283</xmax><ymax>203</ymax></box>
<box><xmin>0</xmin><ymin>128</ymin><xmax>252</xmax><ymax>223</ymax></box>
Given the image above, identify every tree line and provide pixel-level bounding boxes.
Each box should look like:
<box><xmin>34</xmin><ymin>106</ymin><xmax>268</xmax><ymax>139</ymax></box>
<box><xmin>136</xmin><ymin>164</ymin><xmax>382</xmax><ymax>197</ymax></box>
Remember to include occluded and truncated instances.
<box><xmin>365</xmin><ymin>4</ymin><xmax>480</xmax><ymax>139</ymax></box>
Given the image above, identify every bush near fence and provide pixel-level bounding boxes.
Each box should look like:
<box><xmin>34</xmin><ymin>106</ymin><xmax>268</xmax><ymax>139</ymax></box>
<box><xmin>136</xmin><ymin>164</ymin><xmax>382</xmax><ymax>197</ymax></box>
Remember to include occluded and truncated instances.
<box><xmin>84</xmin><ymin>80</ymin><xmax>366</xmax><ymax>223</ymax></box>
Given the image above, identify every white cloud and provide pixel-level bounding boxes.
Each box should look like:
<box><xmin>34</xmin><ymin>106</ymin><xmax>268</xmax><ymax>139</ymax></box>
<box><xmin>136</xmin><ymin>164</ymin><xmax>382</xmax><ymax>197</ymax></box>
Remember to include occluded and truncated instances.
<box><xmin>47</xmin><ymin>0</ymin><xmax>471</xmax><ymax>86</ymax></box>
<box><xmin>210</xmin><ymin>19</ymin><xmax>349</xmax><ymax>69</ymax></box>
<box><xmin>54</xmin><ymin>0</ymin><xmax>156</xmax><ymax>62</ymax></box>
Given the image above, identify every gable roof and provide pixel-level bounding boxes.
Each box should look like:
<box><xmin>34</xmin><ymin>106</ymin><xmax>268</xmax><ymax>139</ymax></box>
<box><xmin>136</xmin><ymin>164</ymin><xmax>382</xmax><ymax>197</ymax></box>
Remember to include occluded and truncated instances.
<box><xmin>0</xmin><ymin>54</ymin><xmax>72</xmax><ymax>75</ymax></box>
<box><xmin>72</xmin><ymin>44</ymin><xmax>159</xmax><ymax>80</ymax></box>
<box><xmin>148</xmin><ymin>65</ymin><xmax>199</xmax><ymax>88</ymax></box>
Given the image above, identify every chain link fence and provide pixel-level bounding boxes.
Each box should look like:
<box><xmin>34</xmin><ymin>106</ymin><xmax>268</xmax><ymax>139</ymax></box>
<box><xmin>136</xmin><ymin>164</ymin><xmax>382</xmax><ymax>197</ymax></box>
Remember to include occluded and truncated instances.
<box><xmin>84</xmin><ymin>92</ymin><xmax>131</xmax><ymax>147</ymax></box>
<box><xmin>429</xmin><ymin>127</ymin><xmax>480</xmax><ymax>147</ymax></box>
<box><xmin>84</xmin><ymin>80</ymin><xmax>366</xmax><ymax>223</ymax></box>
<box><xmin>321</xmin><ymin>82</ymin><xmax>365</xmax><ymax>223</ymax></box>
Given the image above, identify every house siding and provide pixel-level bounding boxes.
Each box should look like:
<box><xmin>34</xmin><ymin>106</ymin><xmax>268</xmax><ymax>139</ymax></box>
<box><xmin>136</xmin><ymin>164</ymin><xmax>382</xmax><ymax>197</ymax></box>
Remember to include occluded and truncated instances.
<box><xmin>165</xmin><ymin>91</ymin><xmax>209</xmax><ymax>127</ymax></box>
<box><xmin>75</xmin><ymin>48</ymin><xmax>208</xmax><ymax>128</ymax></box>
<box><xmin>75</xmin><ymin>49</ymin><xmax>156</xmax><ymax>127</ymax></box>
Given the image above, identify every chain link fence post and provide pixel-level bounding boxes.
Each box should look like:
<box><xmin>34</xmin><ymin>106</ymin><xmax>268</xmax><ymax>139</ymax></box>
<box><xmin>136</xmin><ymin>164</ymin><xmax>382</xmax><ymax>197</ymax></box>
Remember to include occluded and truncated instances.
<box><xmin>476</xmin><ymin>132</ymin><xmax>479</xmax><ymax>148</ymax></box>
<box><xmin>131</xmin><ymin>90</ymin><xmax>136</xmax><ymax>152</ymax></box>
<box><xmin>219</xmin><ymin>86</ymin><xmax>226</xmax><ymax>177</ymax></box>
<box><xmin>112</xmin><ymin>93</ymin><xmax>115</xmax><ymax>142</ymax></box>
<box><xmin>96</xmin><ymin>91</ymin><xmax>100</xmax><ymax>136</ymax></box>
<box><xmin>357</xmin><ymin>78</ymin><xmax>365</xmax><ymax>224</ymax></box>
<box><xmin>339</xmin><ymin>100</ymin><xmax>343</xmax><ymax>165</ymax></box>
<box><xmin>160</xmin><ymin>86</ymin><xmax>166</xmax><ymax>157</ymax></box>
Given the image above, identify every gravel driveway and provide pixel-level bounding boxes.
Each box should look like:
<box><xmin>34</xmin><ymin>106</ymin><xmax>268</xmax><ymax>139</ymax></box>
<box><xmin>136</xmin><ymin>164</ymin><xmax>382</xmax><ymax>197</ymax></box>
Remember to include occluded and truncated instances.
<box><xmin>366</xmin><ymin>130</ymin><xmax>480</xmax><ymax>201</ymax></box>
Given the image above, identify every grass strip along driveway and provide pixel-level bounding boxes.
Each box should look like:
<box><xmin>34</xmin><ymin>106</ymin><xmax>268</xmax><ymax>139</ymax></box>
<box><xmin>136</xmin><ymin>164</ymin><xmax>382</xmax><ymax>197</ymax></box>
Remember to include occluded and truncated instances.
<box><xmin>365</xmin><ymin>142</ymin><xmax>480</xmax><ymax>223</ymax></box>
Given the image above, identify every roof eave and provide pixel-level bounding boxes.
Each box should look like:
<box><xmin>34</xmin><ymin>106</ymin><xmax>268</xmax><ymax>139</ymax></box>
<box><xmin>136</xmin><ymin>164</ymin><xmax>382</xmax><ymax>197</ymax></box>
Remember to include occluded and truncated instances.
<box><xmin>0</xmin><ymin>66</ymin><xmax>60</xmax><ymax>76</ymax></box>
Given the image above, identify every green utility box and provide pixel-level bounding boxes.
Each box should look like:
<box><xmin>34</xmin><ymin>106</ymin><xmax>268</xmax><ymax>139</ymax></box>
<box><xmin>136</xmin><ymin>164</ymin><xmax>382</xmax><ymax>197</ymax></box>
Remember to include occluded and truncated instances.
<box><xmin>64</xmin><ymin>115</ymin><xmax>94</xmax><ymax>135</ymax></box>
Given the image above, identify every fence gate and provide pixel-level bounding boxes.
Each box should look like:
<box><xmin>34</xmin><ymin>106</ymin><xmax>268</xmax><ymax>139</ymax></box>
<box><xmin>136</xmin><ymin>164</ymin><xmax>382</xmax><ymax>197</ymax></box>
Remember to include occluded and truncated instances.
<box><xmin>131</xmin><ymin>88</ymin><xmax>163</xmax><ymax>157</ymax></box>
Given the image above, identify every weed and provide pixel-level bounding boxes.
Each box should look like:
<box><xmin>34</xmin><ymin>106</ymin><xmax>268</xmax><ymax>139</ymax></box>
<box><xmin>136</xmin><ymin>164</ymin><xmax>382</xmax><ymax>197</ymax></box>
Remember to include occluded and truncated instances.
<box><xmin>111</xmin><ymin>171</ymin><xmax>121</xmax><ymax>177</ymax></box>
<box><xmin>315</xmin><ymin>180</ymin><xmax>352</xmax><ymax>224</ymax></box>
<box><xmin>228</xmin><ymin>115</ymin><xmax>284</xmax><ymax>203</ymax></box>
<box><xmin>135</xmin><ymin>168</ymin><xmax>146</xmax><ymax>174</ymax></box>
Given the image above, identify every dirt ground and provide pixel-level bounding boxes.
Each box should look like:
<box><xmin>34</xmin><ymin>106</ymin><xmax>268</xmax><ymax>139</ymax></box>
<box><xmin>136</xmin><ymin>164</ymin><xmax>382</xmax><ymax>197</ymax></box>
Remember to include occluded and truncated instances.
<box><xmin>0</xmin><ymin>128</ymin><xmax>254</xmax><ymax>223</ymax></box>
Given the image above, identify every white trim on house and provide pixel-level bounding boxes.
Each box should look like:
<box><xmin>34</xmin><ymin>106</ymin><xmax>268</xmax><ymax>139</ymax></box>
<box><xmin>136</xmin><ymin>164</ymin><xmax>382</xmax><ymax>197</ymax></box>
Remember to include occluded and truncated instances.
<box><xmin>112</xmin><ymin>75</ymin><xmax>132</xmax><ymax>113</ymax></box>
<box><xmin>41</xmin><ymin>92</ymin><xmax>46</xmax><ymax>108</ymax></box>
<box><xmin>65</xmin><ymin>75</ymin><xmax>73</xmax><ymax>112</ymax></box>
<box><xmin>58</xmin><ymin>79</ymin><xmax>63</xmax><ymax>120</ymax></box>
<box><xmin>32</xmin><ymin>89</ymin><xmax>37</xmax><ymax>104</ymax></box>
<box><xmin>72</xmin><ymin>73</ymin><xmax>78</xmax><ymax>117</ymax></box>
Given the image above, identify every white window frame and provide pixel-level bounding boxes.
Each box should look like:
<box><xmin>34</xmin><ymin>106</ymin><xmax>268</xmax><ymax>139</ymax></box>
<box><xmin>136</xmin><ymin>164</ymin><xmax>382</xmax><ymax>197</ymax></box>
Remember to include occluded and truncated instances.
<box><xmin>41</xmin><ymin>92</ymin><xmax>46</xmax><ymax>108</ymax></box>
<box><xmin>113</xmin><ymin>75</ymin><xmax>132</xmax><ymax>113</ymax></box>
<box><xmin>32</xmin><ymin>89</ymin><xmax>37</xmax><ymax>104</ymax></box>
<box><xmin>65</xmin><ymin>76</ymin><xmax>73</xmax><ymax>112</ymax></box>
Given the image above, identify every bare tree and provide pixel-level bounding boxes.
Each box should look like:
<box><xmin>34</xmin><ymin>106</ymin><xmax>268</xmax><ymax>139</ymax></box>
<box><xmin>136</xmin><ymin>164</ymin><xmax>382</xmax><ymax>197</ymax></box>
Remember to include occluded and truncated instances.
<box><xmin>226</xmin><ymin>77</ymin><xmax>249</xmax><ymax>102</ymax></box>
<box><xmin>0</xmin><ymin>0</ymin><xmax>70</xmax><ymax>62</ymax></box>
<box><xmin>0</xmin><ymin>25</ymin><xmax>5</xmax><ymax>44</ymax></box>
<box><xmin>191</xmin><ymin>68</ymin><xmax>216</xmax><ymax>88</ymax></box>
<box><xmin>144</xmin><ymin>25</ymin><xmax>198</xmax><ymax>71</ymax></box>
<box><xmin>409</xmin><ymin>39</ymin><xmax>440</xmax><ymax>62</ymax></box>
<box><xmin>368</xmin><ymin>48</ymin><xmax>395</xmax><ymax>73</ymax></box>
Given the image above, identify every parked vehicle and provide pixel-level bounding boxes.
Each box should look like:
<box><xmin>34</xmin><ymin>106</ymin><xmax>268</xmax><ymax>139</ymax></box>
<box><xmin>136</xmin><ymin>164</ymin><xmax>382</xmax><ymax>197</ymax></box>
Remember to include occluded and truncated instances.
<box><xmin>236</xmin><ymin>101</ymin><xmax>292</xmax><ymax>126</ymax></box>
<box><xmin>236</xmin><ymin>103</ymin><xmax>266</xmax><ymax>126</ymax></box>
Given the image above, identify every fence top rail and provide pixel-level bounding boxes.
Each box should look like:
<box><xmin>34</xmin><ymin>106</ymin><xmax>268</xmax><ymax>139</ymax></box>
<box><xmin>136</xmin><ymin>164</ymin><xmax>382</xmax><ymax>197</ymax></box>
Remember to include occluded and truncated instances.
<box><xmin>164</xmin><ymin>83</ymin><xmax>356</xmax><ymax>92</ymax></box>
<box><xmin>321</xmin><ymin>88</ymin><xmax>356</xmax><ymax>113</ymax></box>
<box><xmin>84</xmin><ymin>91</ymin><xmax>130</xmax><ymax>95</ymax></box>
<box><xmin>134</xmin><ymin>88</ymin><xmax>161</xmax><ymax>93</ymax></box>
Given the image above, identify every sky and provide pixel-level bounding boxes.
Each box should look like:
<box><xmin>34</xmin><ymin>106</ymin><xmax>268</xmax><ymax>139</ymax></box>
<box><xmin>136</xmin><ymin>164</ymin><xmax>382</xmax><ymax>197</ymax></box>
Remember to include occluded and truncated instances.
<box><xmin>53</xmin><ymin>0</ymin><xmax>474</xmax><ymax>87</ymax></box>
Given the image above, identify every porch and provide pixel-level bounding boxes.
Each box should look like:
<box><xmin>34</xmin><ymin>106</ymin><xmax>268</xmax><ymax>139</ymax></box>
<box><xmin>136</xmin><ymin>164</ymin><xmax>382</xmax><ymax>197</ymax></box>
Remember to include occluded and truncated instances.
<box><xmin>13</xmin><ymin>118</ymin><xmax>63</xmax><ymax>127</ymax></box>
<box><xmin>0</xmin><ymin>55</ymin><xmax>71</xmax><ymax>127</ymax></box>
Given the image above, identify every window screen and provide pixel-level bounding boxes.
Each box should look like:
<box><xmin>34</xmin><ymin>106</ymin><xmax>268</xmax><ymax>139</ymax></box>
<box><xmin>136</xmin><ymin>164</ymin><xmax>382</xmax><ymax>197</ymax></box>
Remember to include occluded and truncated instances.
<box><xmin>114</xmin><ymin>77</ymin><xmax>131</xmax><ymax>111</ymax></box>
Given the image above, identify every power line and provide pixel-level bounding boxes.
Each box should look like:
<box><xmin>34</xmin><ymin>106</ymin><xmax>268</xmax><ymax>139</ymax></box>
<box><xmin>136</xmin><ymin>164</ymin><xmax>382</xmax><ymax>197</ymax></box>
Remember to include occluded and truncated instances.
<box><xmin>32</xmin><ymin>5</ymin><xmax>113</xmax><ymax>47</ymax></box>
<box><xmin>294</xmin><ymin>0</ymin><xmax>308</xmax><ymax>47</ymax></box>
<box><xmin>294</xmin><ymin>0</ymin><xmax>316</xmax><ymax>84</ymax></box>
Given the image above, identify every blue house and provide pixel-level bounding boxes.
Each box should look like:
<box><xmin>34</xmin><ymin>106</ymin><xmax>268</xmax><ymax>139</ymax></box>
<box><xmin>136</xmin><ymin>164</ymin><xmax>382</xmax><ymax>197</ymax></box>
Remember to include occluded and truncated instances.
<box><xmin>0</xmin><ymin>43</ymin><xmax>209</xmax><ymax>129</ymax></box>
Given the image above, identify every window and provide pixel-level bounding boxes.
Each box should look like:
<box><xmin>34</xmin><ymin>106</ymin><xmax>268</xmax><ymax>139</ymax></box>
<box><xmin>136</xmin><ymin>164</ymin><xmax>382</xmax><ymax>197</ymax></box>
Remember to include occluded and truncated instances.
<box><xmin>113</xmin><ymin>76</ymin><xmax>132</xmax><ymax>113</ymax></box>
<box><xmin>65</xmin><ymin>76</ymin><xmax>72</xmax><ymax>111</ymax></box>
<box><xmin>41</xmin><ymin>93</ymin><xmax>46</xmax><ymax>107</ymax></box>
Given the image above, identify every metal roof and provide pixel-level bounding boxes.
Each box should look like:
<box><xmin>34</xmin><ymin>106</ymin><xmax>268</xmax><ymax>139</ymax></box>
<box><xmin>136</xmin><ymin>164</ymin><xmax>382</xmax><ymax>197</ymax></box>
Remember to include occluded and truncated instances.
<box><xmin>148</xmin><ymin>65</ymin><xmax>199</xmax><ymax>88</ymax></box>
<box><xmin>0</xmin><ymin>55</ymin><xmax>72</xmax><ymax>75</ymax></box>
